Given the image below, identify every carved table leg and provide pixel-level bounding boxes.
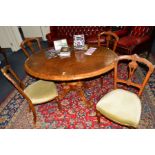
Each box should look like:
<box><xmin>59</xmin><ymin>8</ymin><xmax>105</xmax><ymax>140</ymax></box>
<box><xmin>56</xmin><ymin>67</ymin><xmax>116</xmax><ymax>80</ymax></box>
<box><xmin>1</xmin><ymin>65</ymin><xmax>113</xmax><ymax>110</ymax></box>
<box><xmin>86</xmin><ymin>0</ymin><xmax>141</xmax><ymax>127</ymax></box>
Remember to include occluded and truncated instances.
<box><xmin>60</xmin><ymin>83</ymin><xmax>71</xmax><ymax>99</ymax></box>
<box><xmin>60</xmin><ymin>81</ymin><xmax>93</xmax><ymax>108</ymax></box>
<box><xmin>76</xmin><ymin>81</ymin><xmax>93</xmax><ymax>108</ymax></box>
<box><xmin>57</xmin><ymin>83</ymin><xmax>71</xmax><ymax>108</ymax></box>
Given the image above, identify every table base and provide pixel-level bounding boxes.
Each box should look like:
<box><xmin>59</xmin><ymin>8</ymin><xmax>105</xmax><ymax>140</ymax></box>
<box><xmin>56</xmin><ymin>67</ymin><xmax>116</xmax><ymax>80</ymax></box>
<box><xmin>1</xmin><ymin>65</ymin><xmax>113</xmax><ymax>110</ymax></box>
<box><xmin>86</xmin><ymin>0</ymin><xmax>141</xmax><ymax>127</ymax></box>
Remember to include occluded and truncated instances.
<box><xmin>59</xmin><ymin>81</ymin><xmax>93</xmax><ymax>108</ymax></box>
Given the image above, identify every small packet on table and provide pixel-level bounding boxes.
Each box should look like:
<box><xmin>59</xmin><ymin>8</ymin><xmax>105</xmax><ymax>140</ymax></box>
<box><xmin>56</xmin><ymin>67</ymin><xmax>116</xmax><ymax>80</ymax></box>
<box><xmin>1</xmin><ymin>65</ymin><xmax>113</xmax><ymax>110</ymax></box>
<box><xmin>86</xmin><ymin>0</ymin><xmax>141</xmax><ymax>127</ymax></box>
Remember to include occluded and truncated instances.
<box><xmin>59</xmin><ymin>47</ymin><xmax>71</xmax><ymax>57</ymax></box>
<box><xmin>84</xmin><ymin>47</ymin><xmax>97</xmax><ymax>55</ymax></box>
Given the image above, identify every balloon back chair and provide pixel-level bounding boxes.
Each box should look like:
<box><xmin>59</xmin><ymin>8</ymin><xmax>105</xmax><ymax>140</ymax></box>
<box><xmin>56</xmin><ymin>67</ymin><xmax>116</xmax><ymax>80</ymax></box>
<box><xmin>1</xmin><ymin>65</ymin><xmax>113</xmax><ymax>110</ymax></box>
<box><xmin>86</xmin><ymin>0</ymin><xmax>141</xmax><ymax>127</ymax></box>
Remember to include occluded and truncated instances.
<box><xmin>98</xmin><ymin>31</ymin><xmax>119</xmax><ymax>88</ymax></box>
<box><xmin>20</xmin><ymin>37</ymin><xmax>42</xmax><ymax>58</ymax></box>
<box><xmin>1</xmin><ymin>65</ymin><xmax>60</xmax><ymax>124</ymax></box>
<box><xmin>98</xmin><ymin>31</ymin><xmax>119</xmax><ymax>52</ymax></box>
<box><xmin>96</xmin><ymin>54</ymin><xmax>154</xmax><ymax>128</ymax></box>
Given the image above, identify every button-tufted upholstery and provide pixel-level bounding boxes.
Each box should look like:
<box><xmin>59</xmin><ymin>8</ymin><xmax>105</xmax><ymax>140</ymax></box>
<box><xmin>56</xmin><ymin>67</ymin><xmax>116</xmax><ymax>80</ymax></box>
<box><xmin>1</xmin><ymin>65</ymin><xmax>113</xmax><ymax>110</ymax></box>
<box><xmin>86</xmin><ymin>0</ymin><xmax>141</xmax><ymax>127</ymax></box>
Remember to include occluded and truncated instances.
<box><xmin>46</xmin><ymin>26</ymin><xmax>111</xmax><ymax>47</ymax></box>
<box><xmin>112</xmin><ymin>26</ymin><xmax>130</xmax><ymax>37</ymax></box>
<box><xmin>130</xmin><ymin>26</ymin><xmax>151</xmax><ymax>37</ymax></box>
<box><xmin>116</xmin><ymin>26</ymin><xmax>154</xmax><ymax>57</ymax></box>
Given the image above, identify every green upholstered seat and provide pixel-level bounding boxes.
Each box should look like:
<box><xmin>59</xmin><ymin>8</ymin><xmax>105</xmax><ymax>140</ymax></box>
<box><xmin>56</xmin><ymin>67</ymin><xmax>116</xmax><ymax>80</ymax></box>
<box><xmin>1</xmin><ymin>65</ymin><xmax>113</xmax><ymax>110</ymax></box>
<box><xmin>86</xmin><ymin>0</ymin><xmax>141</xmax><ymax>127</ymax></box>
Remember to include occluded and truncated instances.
<box><xmin>24</xmin><ymin>80</ymin><xmax>58</xmax><ymax>105</ymax></box>
<box><xmin>96</xmin><ymin>89</ymin><xmax>141</xmax><ymax>128</ymax></box>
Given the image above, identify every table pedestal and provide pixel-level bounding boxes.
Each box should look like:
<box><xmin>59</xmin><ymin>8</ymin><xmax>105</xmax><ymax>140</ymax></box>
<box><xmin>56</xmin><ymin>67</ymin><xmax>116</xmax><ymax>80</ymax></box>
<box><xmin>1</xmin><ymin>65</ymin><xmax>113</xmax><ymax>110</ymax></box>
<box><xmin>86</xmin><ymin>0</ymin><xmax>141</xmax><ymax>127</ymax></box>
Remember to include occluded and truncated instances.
<box><xmin>59</xmin><ymin>81</ymin><xmax>92</xmax><ymax>108</ymax></box>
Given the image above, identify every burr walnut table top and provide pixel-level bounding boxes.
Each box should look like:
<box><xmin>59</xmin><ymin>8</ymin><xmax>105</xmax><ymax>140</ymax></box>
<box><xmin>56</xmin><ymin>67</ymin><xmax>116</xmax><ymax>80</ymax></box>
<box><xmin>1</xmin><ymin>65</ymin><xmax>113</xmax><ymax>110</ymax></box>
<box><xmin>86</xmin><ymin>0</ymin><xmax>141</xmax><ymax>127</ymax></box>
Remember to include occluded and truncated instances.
<box><xmin>24</xmin><ymin>46</ymin><xmax>118</xmax><ymax>81</ymax></box>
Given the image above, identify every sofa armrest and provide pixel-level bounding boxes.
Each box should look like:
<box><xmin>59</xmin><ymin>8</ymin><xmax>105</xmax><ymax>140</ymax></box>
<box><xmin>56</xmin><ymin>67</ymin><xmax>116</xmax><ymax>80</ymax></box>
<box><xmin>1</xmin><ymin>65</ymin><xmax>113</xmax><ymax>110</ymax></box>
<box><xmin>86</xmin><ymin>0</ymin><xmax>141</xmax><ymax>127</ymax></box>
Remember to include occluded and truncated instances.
<box><xmin>136</xmin><ymin>36</ymin><xmax>150</xmax><ymax>45</ymax></box>
<box><xmin>46</xmin><ymin>33</ymin><xmax>56</xmax><ymax>41</ymax></box>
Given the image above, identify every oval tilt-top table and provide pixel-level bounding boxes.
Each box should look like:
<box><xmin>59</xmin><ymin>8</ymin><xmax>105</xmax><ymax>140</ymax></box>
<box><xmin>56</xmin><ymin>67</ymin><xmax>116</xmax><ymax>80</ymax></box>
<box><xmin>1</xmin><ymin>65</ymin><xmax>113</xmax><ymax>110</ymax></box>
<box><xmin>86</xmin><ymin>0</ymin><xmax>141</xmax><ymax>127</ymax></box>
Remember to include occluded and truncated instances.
<box><xmin>24</xmin><ymin>46</ymin><xmax>118</xmax><ymax>107</ymax></box>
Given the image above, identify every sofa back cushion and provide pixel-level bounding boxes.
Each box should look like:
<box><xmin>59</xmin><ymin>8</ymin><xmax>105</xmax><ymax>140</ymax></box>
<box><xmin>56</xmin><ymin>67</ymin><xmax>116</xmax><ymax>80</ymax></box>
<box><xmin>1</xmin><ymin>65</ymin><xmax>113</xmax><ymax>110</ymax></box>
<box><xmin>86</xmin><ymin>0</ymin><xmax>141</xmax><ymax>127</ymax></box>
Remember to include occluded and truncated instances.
<box><xmin>130</xmin><ymin>26</ymin><xmax>153</xmax><ymax>37</ymax></box>
<box><xmin>50</xmin><ymin>26</ymin><xmax>110</xmax><ymax>38</ymax></box>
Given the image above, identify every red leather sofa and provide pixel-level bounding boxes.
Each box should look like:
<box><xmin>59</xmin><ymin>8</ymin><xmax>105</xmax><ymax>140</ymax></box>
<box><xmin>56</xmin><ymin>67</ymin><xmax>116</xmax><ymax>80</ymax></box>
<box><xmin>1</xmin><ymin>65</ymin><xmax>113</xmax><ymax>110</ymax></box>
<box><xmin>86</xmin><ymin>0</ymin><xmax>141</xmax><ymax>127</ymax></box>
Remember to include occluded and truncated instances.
<box><xmin>46</xmin><ymin>26</ymin><xmax>154</xmax><ymax>57</ymax></box>
<box><xmin>46</xmin><ymin>26</ymin><xmax>111</xmax><ymax>47</ymax></box>
<box><xmin>115</xmin><ymin>26</ymin><xmax>154</xmax><ymax>57</ymax></box>
<box><xmin>112</xmin><ymin>26</ymin><xmax>130</xmax><ymax>38</ymax></box>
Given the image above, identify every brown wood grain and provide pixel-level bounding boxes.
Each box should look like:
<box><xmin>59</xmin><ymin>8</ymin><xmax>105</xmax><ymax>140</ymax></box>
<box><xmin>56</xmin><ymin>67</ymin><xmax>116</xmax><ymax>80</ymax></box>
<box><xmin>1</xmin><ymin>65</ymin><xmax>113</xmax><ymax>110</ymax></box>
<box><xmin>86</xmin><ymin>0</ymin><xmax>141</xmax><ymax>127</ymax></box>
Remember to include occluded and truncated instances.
<box><xmin>24</xmin><ymin>46</ymin><xmax>118</xmax><ymax>81</ymax></box>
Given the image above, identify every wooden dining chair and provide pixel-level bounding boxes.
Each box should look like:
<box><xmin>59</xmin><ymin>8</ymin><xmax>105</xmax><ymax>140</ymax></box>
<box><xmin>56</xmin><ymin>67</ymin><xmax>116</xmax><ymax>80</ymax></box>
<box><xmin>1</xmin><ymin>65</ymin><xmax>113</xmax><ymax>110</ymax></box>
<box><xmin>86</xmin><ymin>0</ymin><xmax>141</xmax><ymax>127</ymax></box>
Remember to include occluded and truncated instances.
<box><xmin>98</xmin><ymin>31</ymin><xmax>119</xmax><ymax>52</ymax></box>
<box><xmin>96</xmin><ymin>54</ymin><xmax>154</xmax><ymax>128</ymax></box>
<box><xmin>20</xmin><ymin>37</ymin><xmax>42</xmax><ymax>58</ymax></box>
<box><xmin>98</xmin><ymin>31</ymin><xmax>119</xmax><ymax>88</ymax></box>
<box><xmin>1</xmin><ymin>65</ymin><xmax>60</xmax><ymax>124</ymax></box>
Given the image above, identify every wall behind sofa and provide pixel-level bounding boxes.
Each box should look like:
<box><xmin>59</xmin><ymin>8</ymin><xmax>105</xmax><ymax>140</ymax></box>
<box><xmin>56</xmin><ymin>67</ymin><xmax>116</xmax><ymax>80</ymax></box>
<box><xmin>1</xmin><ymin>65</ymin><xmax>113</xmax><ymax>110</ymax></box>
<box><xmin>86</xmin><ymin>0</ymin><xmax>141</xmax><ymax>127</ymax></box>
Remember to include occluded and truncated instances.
<box><xmin>0</xmin><ymin>26</ymin><xmax>22</xmax><ymax>52</ymax></box>
<box><xmin>21</xmin><ymin>26</ymin><xmax>50</xmax><ymax>41</ymax></box>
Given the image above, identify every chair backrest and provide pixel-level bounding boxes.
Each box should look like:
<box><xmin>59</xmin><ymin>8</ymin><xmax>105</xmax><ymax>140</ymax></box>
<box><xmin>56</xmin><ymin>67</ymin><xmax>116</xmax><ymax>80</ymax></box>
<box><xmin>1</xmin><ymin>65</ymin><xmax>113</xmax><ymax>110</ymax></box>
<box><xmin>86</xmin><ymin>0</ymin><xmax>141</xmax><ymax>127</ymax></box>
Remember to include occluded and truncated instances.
<box><xmin>114</xmin><ymin>54</ymin><xmax>155</xmax><ymax>96</ymax></box>
<box><xmin>1</xmin><ymin>64</ymin><xmax>34</xmax><ymax>102</ymax></box>
<box><xmin>1</xmin><ymin>65</ymin><xmax>36</xmax><ymax>122</ymax></box>
<box><xmin>1</xmin><ymin>65</ymin><xmax>25</xmax><ymax>90</ymax></box>
<box><xmin>0</xmin><ymin>65</ymin><xmax>34</xmax><ymax>104</ymax></box>
<box><xmin>98</xmin><ymin>31</ymin><xmax>119</xmax><ymax>52</ymax></box>
<box><xmin>20</xmin><ymin>37</ymin><xmax>42</xmax><ymax>58</ymax></box>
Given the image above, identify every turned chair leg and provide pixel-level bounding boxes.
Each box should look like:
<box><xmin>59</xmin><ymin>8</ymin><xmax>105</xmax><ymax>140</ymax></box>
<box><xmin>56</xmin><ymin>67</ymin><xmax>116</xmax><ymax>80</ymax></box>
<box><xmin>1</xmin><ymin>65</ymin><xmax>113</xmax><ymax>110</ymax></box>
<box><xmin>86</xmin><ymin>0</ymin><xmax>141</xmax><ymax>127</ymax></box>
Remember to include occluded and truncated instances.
<box><xmin>31</xmin><ymin>107</ymin><xmax>37</xmax><ymax>124</ymax></box>
<box><xmin>33</xmin><ymin>113</ymin><xmax>37</xmax><ymax>124</ymax></box>
<box><xmin>28</xmin><ymin>101</ymin><xmax>37</xmax><ymax>124</ymax></box>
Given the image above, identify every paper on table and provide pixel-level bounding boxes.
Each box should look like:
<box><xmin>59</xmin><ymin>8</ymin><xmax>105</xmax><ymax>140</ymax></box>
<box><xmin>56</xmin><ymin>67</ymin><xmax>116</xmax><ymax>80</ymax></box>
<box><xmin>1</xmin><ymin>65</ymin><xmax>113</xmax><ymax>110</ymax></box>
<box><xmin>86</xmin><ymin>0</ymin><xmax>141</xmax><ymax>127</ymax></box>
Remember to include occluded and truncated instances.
<box><xmin>84</xmin><ymin>47</ymin><xmax>97</xmax><ymax>55</ymax></box>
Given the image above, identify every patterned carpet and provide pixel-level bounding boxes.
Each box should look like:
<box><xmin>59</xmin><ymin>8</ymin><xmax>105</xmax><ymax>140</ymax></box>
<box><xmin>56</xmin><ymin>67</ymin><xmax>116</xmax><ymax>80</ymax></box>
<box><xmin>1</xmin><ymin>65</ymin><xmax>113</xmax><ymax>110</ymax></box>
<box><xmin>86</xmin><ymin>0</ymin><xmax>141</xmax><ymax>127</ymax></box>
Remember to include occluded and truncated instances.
<box><xmin>0</xmin><ymin>61</ymin><xmax>155</xmax><ymax>129</ymax></box>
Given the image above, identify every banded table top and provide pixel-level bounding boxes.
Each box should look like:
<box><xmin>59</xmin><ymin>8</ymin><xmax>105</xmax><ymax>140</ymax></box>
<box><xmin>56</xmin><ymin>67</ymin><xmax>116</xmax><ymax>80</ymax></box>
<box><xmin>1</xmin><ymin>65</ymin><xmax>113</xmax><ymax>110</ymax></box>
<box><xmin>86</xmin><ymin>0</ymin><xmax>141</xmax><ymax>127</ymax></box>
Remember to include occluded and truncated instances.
<box><xmin>24</xmin><ymin>46</ymin><xmax>118</xmax><ymax>81</ymax></box>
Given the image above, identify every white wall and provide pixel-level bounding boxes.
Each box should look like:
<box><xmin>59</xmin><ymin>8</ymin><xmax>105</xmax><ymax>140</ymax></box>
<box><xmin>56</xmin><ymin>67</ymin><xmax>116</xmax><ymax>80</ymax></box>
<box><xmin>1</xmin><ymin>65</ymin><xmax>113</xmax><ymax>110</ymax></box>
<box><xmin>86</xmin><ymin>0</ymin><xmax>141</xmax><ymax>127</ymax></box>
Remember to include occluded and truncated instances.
<box><xmin>21</xmin><ymin>26</ymin><xmax>50</xmax><ymax>41</ymax></box>
<box><xmin>40</xmin><ymin>26</ymin><xmax>50</xmax><ymax>40</ymax></box>
<box><xmin>0</xmin><ymin>26</ymin><xmax>50</xmax><ymax>52</ymax></box>
<box><xmin>0</xmin><ymin>26</ymin><xmax>22</xmax><ymax>52</ymax></box>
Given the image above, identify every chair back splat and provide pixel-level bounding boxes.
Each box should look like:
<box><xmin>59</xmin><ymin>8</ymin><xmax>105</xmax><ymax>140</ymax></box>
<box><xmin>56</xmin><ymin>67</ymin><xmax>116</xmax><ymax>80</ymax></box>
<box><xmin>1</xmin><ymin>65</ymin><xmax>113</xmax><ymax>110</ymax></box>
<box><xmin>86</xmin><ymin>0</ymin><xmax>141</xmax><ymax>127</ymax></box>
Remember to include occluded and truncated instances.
<box><xmin>98</xmin><ymin>31</ymin><xmax>119</xmax><ymax>52</ymax></box>
<box><xmin>1</xmin><ymin>65</ymin><xmax>25</xmax><ymax>90</ymax></box>
<box><xmin>114</xmin><ymin>54</ymin><xmax>155</xmax><ymax>96</ymax></box>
